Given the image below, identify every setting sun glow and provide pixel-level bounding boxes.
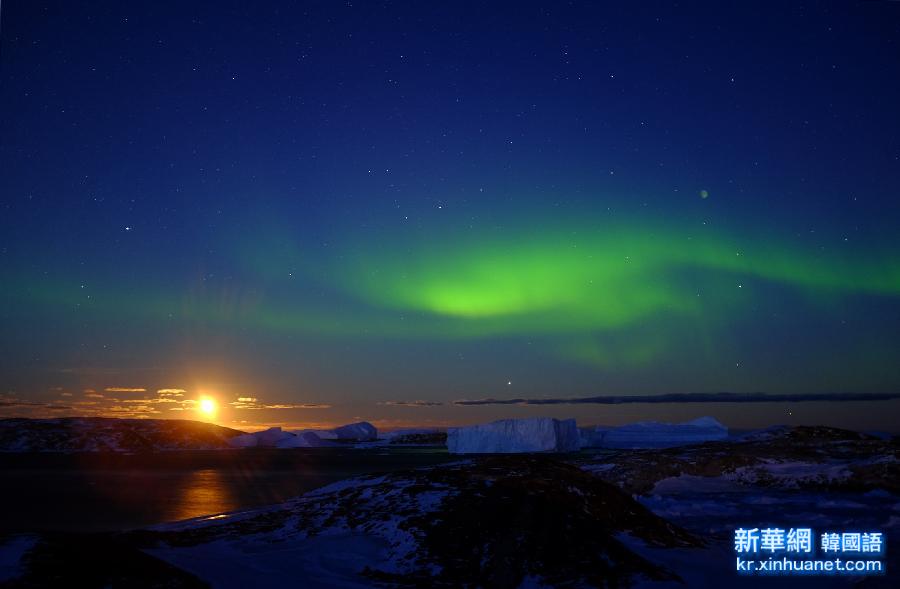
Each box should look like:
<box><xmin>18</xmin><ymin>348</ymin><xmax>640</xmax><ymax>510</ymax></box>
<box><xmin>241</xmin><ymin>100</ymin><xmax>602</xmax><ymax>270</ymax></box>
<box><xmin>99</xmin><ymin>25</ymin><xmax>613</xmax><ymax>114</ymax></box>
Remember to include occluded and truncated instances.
<box><xmin>198</xmin><ymin>397</ymin><xmax>217</xmax><ymax>418</ymax></box>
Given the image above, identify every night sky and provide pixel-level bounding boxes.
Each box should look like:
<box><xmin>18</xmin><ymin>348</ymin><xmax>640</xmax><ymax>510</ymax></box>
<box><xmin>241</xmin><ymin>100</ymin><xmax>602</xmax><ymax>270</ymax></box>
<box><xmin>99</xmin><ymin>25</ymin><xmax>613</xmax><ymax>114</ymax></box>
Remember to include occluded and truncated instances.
<box><xmin>2</xmin><ymin>1</ymin><xmax>899</xmax><ymax>431</ymax></box>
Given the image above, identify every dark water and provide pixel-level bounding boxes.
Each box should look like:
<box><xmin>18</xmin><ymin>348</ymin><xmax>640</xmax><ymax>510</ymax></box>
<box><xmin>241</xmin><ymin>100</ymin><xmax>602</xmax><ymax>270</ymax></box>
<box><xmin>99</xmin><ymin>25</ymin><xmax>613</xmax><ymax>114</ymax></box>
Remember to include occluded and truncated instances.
<box><xmin>0</xmin><ymin>447</ymin><xmax>454</xmax><ymax>533</ymax></box>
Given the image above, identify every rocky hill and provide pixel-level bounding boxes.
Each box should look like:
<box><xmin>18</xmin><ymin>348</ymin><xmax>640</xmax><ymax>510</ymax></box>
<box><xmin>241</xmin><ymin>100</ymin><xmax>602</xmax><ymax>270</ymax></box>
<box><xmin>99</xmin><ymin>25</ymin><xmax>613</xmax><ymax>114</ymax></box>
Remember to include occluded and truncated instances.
<box><xmin>0</xmin><ymin>418</ymin><xmax>245</xmax><ymax>453</ymax></box>
<box><xmin>579</xmin><ymin>425</ymin><xmax>899</xmax><ymax>495</ymax></box>
<box><xmin>5</xmin><ymin>456</ymin><xmax>702</xmax><ymax>588</ymax></box>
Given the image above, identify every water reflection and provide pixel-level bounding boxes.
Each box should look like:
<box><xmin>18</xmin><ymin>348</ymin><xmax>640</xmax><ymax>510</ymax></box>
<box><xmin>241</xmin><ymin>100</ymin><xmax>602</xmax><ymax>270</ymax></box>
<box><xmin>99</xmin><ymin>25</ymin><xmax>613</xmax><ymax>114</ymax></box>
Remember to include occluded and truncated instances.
<box><xmin>166</xmin><ymin>468</ymin><xmax>238</xmax><ymax>522</ymax></box>
<box><xmin>0</xmin><ymin>449</ymin><xmax>455</xmax><ymax>533</ymax></box>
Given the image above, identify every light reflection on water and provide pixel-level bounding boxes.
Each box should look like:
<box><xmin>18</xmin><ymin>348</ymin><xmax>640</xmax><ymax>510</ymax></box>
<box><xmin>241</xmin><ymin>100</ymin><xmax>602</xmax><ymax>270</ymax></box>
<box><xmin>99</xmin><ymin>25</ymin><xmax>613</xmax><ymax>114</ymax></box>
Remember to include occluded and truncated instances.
<box><xmin>166</xmin><ymin>468</ymin><xmax>238</xmax><ymax>523</ymax></box>
<box><xmin>0</xmin><ymin>448</ymin><xmax>454</xmax><ymax>533</ymax></box>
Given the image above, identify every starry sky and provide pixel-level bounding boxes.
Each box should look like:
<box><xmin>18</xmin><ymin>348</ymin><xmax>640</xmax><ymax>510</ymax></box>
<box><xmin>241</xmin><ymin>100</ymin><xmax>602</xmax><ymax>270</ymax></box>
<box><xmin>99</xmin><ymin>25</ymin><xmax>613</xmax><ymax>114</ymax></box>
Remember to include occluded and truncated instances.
<box><xmin>2</xmin><ymin>1</ymin><xmax>899</xmax><ymax>432</ymax></box>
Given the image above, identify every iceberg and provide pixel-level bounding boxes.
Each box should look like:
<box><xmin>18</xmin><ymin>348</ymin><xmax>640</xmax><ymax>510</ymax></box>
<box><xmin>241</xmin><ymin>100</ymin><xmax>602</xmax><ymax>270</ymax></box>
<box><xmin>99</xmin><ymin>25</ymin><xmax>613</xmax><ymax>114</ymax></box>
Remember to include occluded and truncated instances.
<box><xmin>331</xmin><ymin>421</ymin><xmax>377</xmax><ymax>441</ymax></box>
<box><xmin>227</xmin><ymin>427</ymin><xmax>336</xmax><ymax>448</ymax></box>
<box><xmin>290</xmin><ymin>422</ymin><xmax>377</xmax><ymax>442</ymax></box>
<box><xmin>447</xmin><ymin>418</ymin><xmax>580</xmax><ymax>454</ymax></box>
<box><xmin>587</xmin><ymin>416</ymin><xmax>728</xmax><ymax>449</ymax></box>
<box><xmin>227</xmin><ymin>422</ymin><xmax>377</xmax><ymax>448</ymax></box>
<box><xmin>578</xmin><ymin>426</ymin><xmax>604</xmax><ymax>449</ymax></box>
<box><xmin>275</xmin><ymin>431</ymin><xmax>334</xmax><ymax>448</ymax></box>
<box><xmin>227</xmin><ymin>432</ymin><xmax>261</xmax><ymax>448</ymax></box>
<box><xmin>289</xmin><ymin>428</ymin><xmax>339</xmax><ymax>440</ymax></box>
<box><xmin>228</xmin><ymin>427</ymin><xmax>290</xmax><ymax>448</ymax></box>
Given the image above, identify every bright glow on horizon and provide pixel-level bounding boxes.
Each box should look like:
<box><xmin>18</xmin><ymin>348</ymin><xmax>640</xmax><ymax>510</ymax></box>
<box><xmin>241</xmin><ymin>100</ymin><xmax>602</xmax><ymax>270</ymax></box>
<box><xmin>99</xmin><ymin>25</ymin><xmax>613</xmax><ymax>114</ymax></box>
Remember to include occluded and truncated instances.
<box><xmin>198</xmin><ymin>397</ymin><xmax>217</xmax><ymax>419</ymax></box>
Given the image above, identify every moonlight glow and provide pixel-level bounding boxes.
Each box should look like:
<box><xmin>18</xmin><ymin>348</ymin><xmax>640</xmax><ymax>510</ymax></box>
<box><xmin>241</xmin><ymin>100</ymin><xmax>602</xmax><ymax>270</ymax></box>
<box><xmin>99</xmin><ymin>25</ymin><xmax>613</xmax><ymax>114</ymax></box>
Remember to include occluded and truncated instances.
<box><xmin>198</xmin><ymin>398</ymin><xmax>217</xmax><ymax>419</ymax></box>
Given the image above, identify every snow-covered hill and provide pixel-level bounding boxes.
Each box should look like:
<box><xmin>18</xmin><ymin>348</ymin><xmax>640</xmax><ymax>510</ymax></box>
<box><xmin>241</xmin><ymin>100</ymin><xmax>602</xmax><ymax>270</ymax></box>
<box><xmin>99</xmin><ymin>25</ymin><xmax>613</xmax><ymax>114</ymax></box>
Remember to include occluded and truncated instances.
<box><xmin>2</xmin><ymin>426</ymin><xmax>896</xmax><ymax>587</ymax></box>
<box><xmin>0</xmin><ymin>418</ymin><xmax>245</xmax><ymax>453</ymax></box>
<box><xmin>579</xmin><ymin>425</ymin><xmax>899</xmax><ymax>496</ymax></box>
<box><xmin>143</xmin><ymin>456</ymin><xmax>700</xmax><ymax>586</ymax></box>
<box><xmin>3</xmin><ymin>456</ymin><xmax>703</xmax><ymax>587</ymax></box>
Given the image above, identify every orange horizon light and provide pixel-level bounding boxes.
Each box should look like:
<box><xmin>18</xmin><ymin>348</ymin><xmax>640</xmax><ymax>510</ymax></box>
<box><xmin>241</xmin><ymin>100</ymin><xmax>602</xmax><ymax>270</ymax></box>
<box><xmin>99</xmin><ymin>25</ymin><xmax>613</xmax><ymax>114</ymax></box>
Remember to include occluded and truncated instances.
<box><xmin>198</xmin><ymin>397</ymin><xmax>217</xmax><ymax>419</ymax></box>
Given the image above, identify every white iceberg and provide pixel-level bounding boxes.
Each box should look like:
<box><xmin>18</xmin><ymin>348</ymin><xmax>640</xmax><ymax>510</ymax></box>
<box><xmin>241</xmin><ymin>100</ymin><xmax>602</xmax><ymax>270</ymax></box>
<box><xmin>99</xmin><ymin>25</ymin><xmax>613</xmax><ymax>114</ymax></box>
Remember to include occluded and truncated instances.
<box><xmin>447</xmin><ymin>418</ymin><xmax>580</xmax><ymax>454</ymax></box>
<box><xmin>289</xmin><ymin>428</ymin><xmax>339</xmax><ymax>440</ymax></box>
<box><xmin>227</xmin><ymin>432</ymin><xmax>261</xmax><ymax>448</ymax></box>
<box><xmin>228</xmin><ymin>422</ymin><xmax>377</xmax><ymax>448</ymax></box>
<box><xmin>289</xmin><ymin>421</ymin><xmax>377</xmax><ymax>442</ymax></box>
<box><xmin>587</xmin><ymin>416</ymin><xmax>728</xmax><ymax>449</ymax></box>
<box><xmin>276</xmin><ymin>431</ymin><xmax>335</xmax><ymax>448</ymax></box>
<box><xmin>331</xmin><ymin>421</ymin><xmax>377</xmax><ymax>441</ymax></box>
<box><xmin>578</xmin><ymin>426</ymin><xmax>604</xmax><ymax>449</ymax></box>
<box><xmin>228</xmin><ymin>427</ymin><xmax>335</xmax><ymax>448</ymax></box>
<box><xmin>227</xmin><ymin>427</ymin><xmax>289</xmax><ymax>448</ymax></box>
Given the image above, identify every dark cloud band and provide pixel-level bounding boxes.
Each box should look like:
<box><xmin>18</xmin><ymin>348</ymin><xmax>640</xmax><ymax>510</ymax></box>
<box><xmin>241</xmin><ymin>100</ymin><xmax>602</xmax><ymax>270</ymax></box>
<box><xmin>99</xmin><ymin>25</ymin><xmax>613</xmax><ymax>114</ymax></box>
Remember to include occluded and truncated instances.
<box><xmin>454</xmin><ymin>392</ymin><xmax>900</xmax><ymax>406</ymax></box>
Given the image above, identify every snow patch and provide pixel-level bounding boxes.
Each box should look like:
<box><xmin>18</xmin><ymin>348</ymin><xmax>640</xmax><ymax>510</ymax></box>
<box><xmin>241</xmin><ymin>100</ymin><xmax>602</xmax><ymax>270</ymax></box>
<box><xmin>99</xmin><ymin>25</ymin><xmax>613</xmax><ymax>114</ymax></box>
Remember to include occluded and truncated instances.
<box><xmin>0</xmin><ymin>535</ymin><xmax>38</xmax><ymax>583</ymax></box>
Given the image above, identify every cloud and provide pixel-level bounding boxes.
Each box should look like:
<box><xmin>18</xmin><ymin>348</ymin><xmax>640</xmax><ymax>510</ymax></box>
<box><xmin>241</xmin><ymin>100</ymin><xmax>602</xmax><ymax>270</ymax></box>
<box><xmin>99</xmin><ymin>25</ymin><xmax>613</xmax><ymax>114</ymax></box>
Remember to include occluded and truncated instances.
<box><xmin>54</xmin><ymin>367</ymin><xmax>124</xmax><ymax>375</ymax></box>
<box><xmin>2</xmin><ymin>390</ymin><xmax>209</xmax><ymax>419</ymax></box>
<box><xmin>104</xmin><ymin>387</ymin><xmax>147</xmax><ymax>393</ymax></box>
<box><xmin>378</xmin><ymin>400</ymin><xmax>444</xmax><ymax>407</ymax></box>
<box><xmin>1</xmin><ymin>398</ymin><xmax>42</xmax><ymax>408</ymax></box>
<box><xmin>53</xmin><ymin>367</ymin><xmax>164</xmax><ymax>376</ymax></box>
<box><xmin>229</xmin><ymin>398</ymin><xmax>331</xmax><ymax>410</ymax></box>
<box><xmin>157</xmin><ymin>388</ymin><xmax>186</xmax><ymax>396</ymax></box>
<box><xmin>453</xmin><ymin>392</ymin><xmax>900</xmax><ymax>406</ymax></box>
<box><xmin>104</xmin><ymin>404</ymin><xmax>160</xmax><ymax>416</ymax></box>
<box><xmin>0</xmin><ymin>396</ymin><xmax>71</xmax><ymax>410</ymax></box>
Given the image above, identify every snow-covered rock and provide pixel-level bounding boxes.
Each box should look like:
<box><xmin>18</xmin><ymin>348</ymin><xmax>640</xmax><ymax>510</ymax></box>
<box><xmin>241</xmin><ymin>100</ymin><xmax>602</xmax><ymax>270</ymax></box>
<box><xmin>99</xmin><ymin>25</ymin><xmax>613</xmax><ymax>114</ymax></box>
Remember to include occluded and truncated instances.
<box><xmin>579</xmin><ymin>424</ymin><xmax>896</xmax><ymax>497</ymax></box>
<box><xmin>587</xmin><ymin>416</ymin><xmax>728</xmax><ymax>449</ymax></box>
<box><xmin>447</xmin><ymin>418</ymin><xmax>580</xmax><ymax>454</ymax></box>
<box><xmin>136</xmin><ymin>456</ymin><xmax>699</xmax><ymax>588</ymax></box>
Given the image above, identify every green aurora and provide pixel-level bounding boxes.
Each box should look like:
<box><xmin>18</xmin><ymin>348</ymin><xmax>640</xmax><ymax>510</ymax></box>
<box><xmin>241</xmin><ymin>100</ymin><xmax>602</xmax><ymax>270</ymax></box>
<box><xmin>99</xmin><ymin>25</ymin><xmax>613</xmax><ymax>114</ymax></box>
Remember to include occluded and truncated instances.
<box><xmin>8</xmin><ymin>214</ymin><xmax>900</xmax><ymax>375</ymax></box>
<box><xmin>338</xmin><ymin>219</ymin><xmax>900</xmax><ymax>336</ymax></box>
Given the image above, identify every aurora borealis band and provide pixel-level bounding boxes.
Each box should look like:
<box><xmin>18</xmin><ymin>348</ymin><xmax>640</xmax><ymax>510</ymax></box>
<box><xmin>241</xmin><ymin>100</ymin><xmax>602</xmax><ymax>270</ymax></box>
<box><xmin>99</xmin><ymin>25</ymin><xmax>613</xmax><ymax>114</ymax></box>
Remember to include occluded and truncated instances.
<box><xmin>2</xmin><ymin>2</ymin><xmax>900</xmax><ymax>430</ymax></box>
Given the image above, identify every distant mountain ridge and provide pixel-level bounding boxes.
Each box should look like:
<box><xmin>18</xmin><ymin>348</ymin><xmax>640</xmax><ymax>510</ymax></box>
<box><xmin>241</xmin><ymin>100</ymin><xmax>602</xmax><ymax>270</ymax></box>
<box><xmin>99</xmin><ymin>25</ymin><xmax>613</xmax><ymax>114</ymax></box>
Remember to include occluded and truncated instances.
<box><xmin>0</xmin><ymin>417</ymin><xmax>245</xmax><ymax>453</ymax></box>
